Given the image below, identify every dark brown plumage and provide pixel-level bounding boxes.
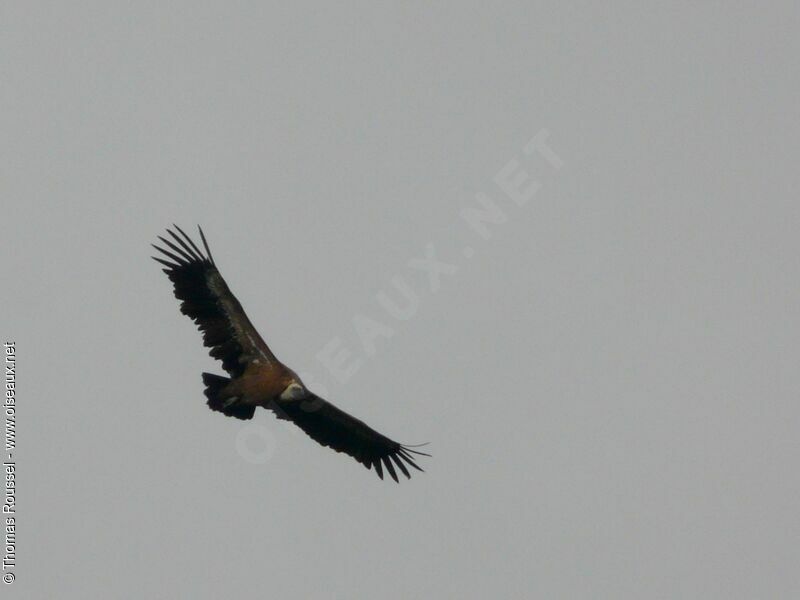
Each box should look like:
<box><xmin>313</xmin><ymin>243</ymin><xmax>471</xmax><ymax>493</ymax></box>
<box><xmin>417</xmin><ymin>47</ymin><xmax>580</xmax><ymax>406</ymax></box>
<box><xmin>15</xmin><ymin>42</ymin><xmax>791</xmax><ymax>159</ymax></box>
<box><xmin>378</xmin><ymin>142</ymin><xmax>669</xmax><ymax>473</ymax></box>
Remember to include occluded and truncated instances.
<box><xmin>152</xmin><ymin>225</ymin><xmax>428</xmax><ymax>481</ymax></box>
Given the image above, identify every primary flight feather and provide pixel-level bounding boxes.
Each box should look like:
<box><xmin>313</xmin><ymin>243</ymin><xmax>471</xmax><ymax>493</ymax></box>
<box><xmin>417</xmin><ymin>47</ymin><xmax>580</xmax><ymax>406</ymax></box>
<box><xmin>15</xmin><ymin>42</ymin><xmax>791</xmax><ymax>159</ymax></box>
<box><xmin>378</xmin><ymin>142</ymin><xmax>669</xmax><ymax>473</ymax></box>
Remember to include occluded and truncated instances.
<box><xmin>152</xmin><ymin>225</ymin><xmax>428</xmax><ymax>482</ymax></box>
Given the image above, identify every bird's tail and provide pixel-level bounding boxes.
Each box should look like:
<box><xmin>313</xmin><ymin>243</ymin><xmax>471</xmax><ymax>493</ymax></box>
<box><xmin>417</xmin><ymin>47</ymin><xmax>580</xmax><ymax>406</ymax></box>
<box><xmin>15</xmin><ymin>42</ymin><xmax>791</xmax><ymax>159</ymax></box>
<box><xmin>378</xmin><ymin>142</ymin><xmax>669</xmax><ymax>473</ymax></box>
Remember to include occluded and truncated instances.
<box><xmin>202</xmin><ymin>373</ymin><xmax>255</xmax><ymax>420</ymax></box>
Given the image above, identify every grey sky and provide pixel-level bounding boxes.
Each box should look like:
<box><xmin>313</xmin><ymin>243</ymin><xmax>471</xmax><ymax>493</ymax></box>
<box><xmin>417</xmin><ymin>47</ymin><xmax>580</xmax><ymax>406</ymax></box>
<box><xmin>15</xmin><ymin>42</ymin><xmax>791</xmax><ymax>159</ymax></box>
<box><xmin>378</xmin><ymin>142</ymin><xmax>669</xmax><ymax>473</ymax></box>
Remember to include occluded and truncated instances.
<box><xmin>2</xmin><ymin>2</ymin><xmax>799</xmax><ymax>598</ymax></box>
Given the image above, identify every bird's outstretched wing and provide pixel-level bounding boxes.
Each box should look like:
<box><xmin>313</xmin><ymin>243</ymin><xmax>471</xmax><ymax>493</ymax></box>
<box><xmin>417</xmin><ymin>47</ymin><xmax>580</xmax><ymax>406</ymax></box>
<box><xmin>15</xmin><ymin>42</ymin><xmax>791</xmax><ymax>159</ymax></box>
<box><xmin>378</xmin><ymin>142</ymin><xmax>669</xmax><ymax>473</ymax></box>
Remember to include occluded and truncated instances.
<box><xmin>274</xmin><ymin>393</ymin><xmax>429</xmax><ymax>482</ymax></box>
<box><xmin>151</xmin><ymin>225</ymin><xmax>276</xmax><ymax>376</ymax></box>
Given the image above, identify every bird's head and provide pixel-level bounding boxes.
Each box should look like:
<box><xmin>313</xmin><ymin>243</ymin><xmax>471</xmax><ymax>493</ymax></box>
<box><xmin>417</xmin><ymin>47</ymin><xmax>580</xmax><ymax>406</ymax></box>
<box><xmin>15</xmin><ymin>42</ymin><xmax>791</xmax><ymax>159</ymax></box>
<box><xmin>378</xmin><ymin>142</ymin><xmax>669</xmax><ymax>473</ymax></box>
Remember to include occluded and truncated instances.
<box><xmin>279</xmin><ymin>381</ymin><xmax>307</xmax><ymax>401</ymax></box>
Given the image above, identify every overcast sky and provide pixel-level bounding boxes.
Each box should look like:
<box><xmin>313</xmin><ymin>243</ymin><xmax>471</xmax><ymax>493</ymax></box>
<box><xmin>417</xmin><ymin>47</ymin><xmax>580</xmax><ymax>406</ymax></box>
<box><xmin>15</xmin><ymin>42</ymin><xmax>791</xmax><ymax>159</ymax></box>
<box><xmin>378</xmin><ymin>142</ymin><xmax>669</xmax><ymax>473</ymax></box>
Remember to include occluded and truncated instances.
<box><xmin>2</xmin><ymin>2</ymin><xmax>800</xmax><ymax>598</ymax></box>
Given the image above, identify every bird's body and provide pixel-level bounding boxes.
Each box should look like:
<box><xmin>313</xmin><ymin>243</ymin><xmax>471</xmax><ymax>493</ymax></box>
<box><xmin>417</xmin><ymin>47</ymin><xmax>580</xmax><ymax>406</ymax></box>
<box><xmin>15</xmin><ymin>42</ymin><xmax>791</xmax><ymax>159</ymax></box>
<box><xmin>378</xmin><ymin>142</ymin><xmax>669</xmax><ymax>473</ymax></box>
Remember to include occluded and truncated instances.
<box><xmin>152</xmin><ymin>225</ymin><xmax>427</xmax><ymax>481</ymax></box>
<box><xmin>225</xmin><ymin>361</ymin><xmax>297</xmax><ymax>405</ymax></box>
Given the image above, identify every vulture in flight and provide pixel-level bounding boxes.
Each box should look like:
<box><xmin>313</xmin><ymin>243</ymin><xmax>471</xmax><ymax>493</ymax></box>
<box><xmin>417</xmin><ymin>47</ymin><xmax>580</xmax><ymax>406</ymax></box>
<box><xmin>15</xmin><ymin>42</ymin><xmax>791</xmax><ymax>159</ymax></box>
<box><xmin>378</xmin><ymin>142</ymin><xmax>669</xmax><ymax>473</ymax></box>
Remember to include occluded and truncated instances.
<box><xmin>152</xmin><ymin>225</ymin><xmax>428</xmax><ymax>482</ymax></box>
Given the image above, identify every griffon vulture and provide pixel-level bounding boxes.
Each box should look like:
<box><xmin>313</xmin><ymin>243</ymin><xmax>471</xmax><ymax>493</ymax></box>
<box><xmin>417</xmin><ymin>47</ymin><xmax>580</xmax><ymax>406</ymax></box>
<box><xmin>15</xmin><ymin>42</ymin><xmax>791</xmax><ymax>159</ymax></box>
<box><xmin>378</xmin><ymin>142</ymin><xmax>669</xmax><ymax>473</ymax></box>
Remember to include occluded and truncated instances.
<box><xmin>152</xmin><ymin>225</ymin><xmax>428</xmax><ymax>482</ymax></box>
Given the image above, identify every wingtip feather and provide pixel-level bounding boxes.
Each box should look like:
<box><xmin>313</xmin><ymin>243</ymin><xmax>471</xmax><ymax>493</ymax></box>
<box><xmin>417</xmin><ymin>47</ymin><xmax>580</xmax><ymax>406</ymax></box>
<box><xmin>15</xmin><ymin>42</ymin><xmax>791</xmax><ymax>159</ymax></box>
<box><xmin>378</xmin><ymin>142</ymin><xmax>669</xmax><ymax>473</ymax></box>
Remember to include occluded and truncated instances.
<box><xmin>197</xmin><ymin>225</ymin><xmax>215</xmax><ymax>265</ymax></box>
